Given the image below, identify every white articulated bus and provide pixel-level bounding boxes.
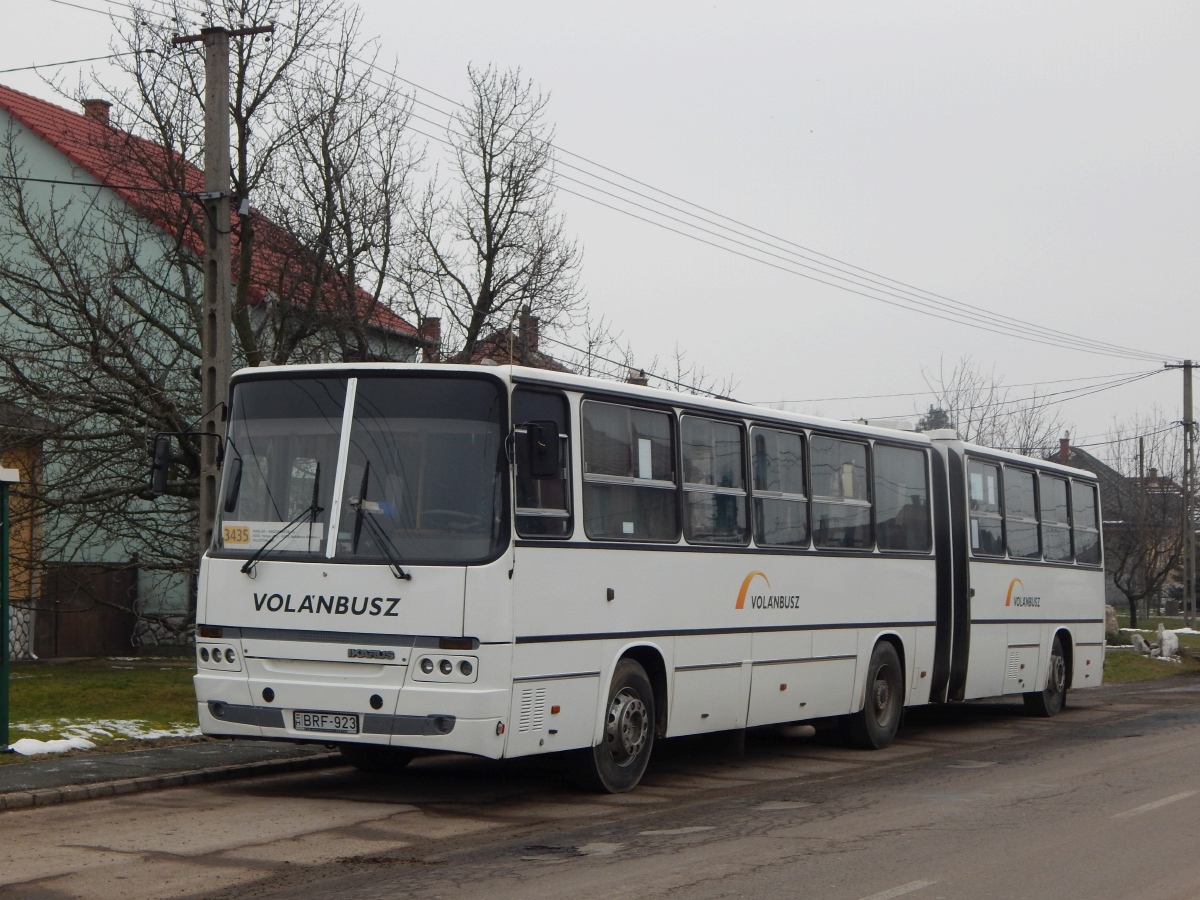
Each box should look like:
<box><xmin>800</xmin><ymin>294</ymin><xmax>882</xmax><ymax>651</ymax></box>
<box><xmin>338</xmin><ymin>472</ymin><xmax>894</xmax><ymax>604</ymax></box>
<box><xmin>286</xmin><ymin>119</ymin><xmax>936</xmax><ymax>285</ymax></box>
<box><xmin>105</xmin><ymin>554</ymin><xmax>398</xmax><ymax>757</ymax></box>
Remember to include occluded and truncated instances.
<box><xmin>193</xmin><ymin>363</ymin><xmax>1105</xmax><ymax>792</ymax></box>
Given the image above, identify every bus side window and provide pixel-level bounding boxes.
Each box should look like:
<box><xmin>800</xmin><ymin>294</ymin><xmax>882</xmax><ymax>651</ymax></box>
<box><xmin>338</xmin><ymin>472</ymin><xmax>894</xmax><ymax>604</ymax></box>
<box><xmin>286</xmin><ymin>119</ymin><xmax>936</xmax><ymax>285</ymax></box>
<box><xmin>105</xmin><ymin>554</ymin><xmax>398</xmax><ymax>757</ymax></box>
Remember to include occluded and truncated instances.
<box><xmin>1072</xmin><ymin>481</ymin><xmax>1101</xmax><ymax>565</ymax></box>
<box><xmin>751</xmin><ymin>427</ymin><xmax>808</xmax><ymax>548</ymax></box>
<box><xmin>1040</xmin><ymin>475</ymin><xmax>1072</xmax><ymax>561</ymax></box>
<box><xmin>581</xmin><ymin>401</ymin><xmax>678</xmax><ymax>541</ymax></box>
<box><xmin>967</xmin><ymin>459</ymin><xmax>1003</xmax><ymax>556</ymax></box>
<box><xmin>1004</xmin><ymin>467</ymin><xmax>1041</xmax><ymax>559</ymax></box>
<box><xmin>874</xmin><ymin>446</ymin><xmax>931</xmax><ymax>552</ymax></box>
<box><xmin>811</xmin><ymin>436</ymin><xmax>871</xmax><ymax>549</ymax></box>
<box><xmin>513</xmin><ymin>389</ymin><xmax>572</xmax><ymax>539</ymax></box>
<box><xmin>681</xmin><ymin>416</ymin><xmax>748</xmax><ymax>545</ymax></box>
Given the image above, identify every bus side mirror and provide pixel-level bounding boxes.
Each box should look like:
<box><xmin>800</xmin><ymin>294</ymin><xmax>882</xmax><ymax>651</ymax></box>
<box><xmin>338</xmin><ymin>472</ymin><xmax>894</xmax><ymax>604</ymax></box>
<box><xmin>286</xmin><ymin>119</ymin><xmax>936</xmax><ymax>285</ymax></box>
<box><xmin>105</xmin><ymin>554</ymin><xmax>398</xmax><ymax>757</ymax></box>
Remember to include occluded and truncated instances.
<box><xmin>525</xmin><ymin>421</ymin><xmax>561</xmax><ymax>478</ymax></box>
<box><xmin>149</xmin><ymin>434</ymin><xmax>172</xmax><ymax>498</ymax></box>
<box><xmin>223</xmin><ymin>456</ymin><xmax>243</xmax><ymax>513</ymax></box>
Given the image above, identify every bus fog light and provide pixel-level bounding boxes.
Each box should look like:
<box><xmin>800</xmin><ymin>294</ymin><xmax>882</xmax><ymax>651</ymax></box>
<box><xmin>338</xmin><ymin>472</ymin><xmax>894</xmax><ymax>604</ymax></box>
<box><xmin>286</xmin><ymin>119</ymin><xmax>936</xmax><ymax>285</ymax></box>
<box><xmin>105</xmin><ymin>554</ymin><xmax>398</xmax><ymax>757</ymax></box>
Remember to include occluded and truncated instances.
<box><xmin>224</xmin><ymin>648</ymin><xmax>236</xmax><ymax>663</ymax></box>
<box><xmin>420</xmin><ymin>658</ymin><xmax>434</xmax><ymax>674</ymax></box>
<box><xmin>200</xmin><ymin>647</ymin><xmax>209</xmax><ymax>662</ymax></box>
<box><xmin>439</xmin><ymin>659</ymin><xmax>453</xmax><ymax>675</ymax></box>
<box><xmin>459</xmin><ymin>660</ymin><xmax>473</xmax><ymax>676</ymax></box>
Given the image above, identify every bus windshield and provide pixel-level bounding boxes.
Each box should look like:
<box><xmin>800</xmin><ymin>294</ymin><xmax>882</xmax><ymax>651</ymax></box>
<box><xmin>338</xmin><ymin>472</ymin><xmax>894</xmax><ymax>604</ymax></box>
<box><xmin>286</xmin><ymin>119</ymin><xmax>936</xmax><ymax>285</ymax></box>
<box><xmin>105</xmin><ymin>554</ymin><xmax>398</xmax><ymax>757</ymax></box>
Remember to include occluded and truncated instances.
<box><xmin>216</xmin><ymin>373</ymin><xmax>508</xmax><ymax>565</ymax></box>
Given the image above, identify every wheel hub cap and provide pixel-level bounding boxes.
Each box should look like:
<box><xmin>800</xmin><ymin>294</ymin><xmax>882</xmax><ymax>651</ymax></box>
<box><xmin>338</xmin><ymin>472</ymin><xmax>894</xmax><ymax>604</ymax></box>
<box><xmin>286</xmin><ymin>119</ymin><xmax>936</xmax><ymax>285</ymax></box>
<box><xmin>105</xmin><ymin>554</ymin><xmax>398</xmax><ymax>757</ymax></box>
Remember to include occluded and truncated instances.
<box><xmin>605</xmin><ymin>688</ymin><xmax>648</xmax><ymax>766</ymax></box>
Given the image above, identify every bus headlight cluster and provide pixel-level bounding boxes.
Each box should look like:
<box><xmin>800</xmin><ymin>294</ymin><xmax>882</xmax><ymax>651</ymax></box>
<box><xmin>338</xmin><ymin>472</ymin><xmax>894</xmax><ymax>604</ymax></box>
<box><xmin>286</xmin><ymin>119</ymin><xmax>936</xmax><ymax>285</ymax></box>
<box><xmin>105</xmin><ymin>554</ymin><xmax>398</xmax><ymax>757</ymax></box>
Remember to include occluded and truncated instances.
<box><xmin>197</xmin><ymin>642</ymin><xmax>242</xmax><ymax>672</ymax></box>
<box><xmin>411</xmin><ymin>654</ymin><xmax>478</xmax><ymax>684</ymax></box>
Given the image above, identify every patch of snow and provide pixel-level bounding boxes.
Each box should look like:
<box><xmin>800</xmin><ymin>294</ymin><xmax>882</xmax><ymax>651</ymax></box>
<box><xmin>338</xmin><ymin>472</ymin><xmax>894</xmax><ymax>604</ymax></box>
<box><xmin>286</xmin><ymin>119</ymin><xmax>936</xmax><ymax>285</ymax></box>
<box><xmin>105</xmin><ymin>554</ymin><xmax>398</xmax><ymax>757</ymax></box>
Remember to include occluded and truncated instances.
<box><xmin>1172</xmin><ymin>628</ymin><xmax>1200</xmax><ymax>635</ymax></box>
<box><xmin>10</xmin><ymin>737</ymin><xmax>96</xmax><ymax>756</ymax></box>
<box><xmin>13</xmin><ymin>719</ymin><xmax>201</xmax><ymax>741</ymax></box>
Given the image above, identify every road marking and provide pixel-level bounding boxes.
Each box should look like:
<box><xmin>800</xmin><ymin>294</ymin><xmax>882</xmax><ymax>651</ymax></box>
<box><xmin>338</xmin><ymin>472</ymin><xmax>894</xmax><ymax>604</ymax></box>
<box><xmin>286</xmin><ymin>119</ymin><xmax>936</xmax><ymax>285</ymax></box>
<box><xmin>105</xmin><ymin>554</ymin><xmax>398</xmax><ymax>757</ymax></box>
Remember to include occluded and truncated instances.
<box><xmin>639</xmin><ymin>826</ymin><xmax>716</xmax><ymax>835</ymax></box>
<box><xmin>1112</xmin><ymin>790</ymin><xmax>1197</xmax><ymax>819</ymax></box>
<box><xmin>859</xmin><ymin>880</ymin><xmax>936</xmax><ymax>900</ymax></box>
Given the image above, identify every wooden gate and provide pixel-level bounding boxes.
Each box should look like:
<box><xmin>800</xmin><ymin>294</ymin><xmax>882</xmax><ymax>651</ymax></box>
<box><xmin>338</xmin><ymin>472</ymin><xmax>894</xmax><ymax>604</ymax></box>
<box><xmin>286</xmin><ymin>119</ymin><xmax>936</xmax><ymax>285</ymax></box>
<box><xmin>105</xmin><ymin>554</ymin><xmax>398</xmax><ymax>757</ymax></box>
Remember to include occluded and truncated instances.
<box><xmin>35</xmin><ymin>564</ymin><xmax>138</xmax><ymax>658</ymax></box>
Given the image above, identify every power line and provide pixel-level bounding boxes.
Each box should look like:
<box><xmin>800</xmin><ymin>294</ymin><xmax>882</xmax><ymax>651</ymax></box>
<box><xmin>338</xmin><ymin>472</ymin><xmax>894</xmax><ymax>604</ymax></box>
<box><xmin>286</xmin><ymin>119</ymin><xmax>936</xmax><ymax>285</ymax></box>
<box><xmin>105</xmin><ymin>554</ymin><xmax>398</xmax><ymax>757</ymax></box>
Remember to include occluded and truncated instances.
<box><xmin>415</xmin><ymin>109</ymin><xmax>1167</xmax><ymax>362</ymax></box>
<box><xmin>368</xmin><ymin>61</ymin><xmax>1176</xmax><ymax>363</ymax></box>
<box><xmin>0</xmin><ymin>173</ymin><xmax>193</xmax><ymax>195</ymax></box>
<box><xmin>857</xmin><ymin>370</ymin><xmax>1164</xmax><ymax>422</ymax></box>
<box><xmin>752</xmin><ymin>369</ymin><xmax>1160</xmax><ymax>405</ymax></box>
<box><xmin>0</xmin><ymin>52</ymin><xmax>139</xmax><ymax>75</ymax></box>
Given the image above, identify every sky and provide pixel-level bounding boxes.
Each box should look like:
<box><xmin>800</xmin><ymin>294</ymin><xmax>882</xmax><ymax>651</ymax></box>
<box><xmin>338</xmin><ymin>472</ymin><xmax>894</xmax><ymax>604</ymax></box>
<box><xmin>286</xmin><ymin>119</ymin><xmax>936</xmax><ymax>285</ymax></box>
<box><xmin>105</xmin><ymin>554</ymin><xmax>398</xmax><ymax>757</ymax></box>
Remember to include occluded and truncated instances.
<box><xmin>2</xmin><ymin>1</ymin><xmax>1198</xmax><ymax>460</ymax></box>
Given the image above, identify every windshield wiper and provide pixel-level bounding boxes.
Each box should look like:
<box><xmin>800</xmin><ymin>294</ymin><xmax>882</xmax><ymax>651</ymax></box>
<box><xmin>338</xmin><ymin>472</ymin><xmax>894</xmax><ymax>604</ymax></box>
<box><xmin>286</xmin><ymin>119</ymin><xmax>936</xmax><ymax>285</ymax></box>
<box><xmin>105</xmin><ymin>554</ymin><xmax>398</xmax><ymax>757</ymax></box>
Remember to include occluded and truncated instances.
<box><xmin>240</xmin><ymin>463</ymin><xmax>322</xmax><ymax>577</ymax></box>
<box><xmin>349</xmin><ymin>461</ymin><xmax>412</xmax><ymax>581</ymax></box>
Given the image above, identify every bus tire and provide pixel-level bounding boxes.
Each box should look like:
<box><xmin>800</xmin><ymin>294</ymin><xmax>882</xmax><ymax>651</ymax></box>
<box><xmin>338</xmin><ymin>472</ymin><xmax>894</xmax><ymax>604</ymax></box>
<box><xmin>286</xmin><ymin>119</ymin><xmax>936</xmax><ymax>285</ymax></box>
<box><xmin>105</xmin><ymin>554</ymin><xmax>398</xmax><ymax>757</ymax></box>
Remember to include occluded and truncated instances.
<box><xmin>338</xmin><ymin>743</ymin><xmax>414</xmax><ymax>774</ymax></box>
<box><xmin>841</xmin><ymin>641</ymin><xmax>903</xmax><ymax>750</ymax></box>
<box><xmin>1024</xmin><ymin>635</ymin><xmax>1067</xmax><ymax>718</ymax></box>
<box><xmin>578</xmin><ymin>658</ymin><xmax>655</xmax><ymax>793</ymax></box>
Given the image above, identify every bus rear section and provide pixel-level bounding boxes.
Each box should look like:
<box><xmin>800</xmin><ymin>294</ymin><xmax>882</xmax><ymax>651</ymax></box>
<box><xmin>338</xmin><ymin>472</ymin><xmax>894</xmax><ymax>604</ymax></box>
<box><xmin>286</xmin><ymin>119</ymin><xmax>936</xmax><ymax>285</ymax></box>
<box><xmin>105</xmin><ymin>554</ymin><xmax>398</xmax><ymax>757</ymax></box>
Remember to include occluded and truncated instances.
<box><xmin>194</xmin><ymin>367</ymin><xmax>517</xmax><ymax>765</ymax></box>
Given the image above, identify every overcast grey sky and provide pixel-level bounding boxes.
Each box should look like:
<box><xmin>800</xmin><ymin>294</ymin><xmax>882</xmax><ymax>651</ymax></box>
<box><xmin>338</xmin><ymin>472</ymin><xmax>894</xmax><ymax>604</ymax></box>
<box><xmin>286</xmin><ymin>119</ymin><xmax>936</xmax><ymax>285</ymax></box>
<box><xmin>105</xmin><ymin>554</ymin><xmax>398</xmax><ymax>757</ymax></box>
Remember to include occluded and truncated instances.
<box><xmin>3</xmin><ymin>1</ymin><xmax>1197</xmax><ymax>452</ymax></box>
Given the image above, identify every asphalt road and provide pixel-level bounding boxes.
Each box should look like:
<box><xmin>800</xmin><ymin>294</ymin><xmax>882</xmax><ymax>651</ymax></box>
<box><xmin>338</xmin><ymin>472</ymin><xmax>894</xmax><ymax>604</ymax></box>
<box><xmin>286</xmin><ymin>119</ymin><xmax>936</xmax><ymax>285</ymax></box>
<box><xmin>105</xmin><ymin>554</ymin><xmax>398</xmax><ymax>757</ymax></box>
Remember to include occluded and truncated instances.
<box><xmin>5</xmin><ymin>676</ymin><xmax>1200</xmax><ymax>900</ymax></box>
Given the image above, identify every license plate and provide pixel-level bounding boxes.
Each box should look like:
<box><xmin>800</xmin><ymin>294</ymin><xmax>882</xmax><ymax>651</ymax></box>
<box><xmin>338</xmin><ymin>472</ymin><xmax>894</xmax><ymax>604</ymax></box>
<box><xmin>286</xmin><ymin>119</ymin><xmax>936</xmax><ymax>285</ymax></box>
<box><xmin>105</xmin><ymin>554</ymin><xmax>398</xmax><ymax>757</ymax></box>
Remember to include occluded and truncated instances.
<box><xmin>293</xmin><ymin>710</ymin><xmax>359</xmax><ymax>734</ymax></box>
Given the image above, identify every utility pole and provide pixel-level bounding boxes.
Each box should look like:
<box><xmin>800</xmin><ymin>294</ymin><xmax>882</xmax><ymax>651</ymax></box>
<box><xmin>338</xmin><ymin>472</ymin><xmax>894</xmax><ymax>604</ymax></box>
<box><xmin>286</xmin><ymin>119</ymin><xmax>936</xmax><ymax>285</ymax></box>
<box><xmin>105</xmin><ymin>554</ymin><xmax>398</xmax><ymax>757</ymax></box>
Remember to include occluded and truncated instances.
<box><xmin>1166</xmin><ymin>360</ymin><xmax>1196</xmax><ymax>627</ymax></box>
<box><xmin>172</xmin><ymin>25</ymin><xmax>272</xmax><ymax>553</ymax></box>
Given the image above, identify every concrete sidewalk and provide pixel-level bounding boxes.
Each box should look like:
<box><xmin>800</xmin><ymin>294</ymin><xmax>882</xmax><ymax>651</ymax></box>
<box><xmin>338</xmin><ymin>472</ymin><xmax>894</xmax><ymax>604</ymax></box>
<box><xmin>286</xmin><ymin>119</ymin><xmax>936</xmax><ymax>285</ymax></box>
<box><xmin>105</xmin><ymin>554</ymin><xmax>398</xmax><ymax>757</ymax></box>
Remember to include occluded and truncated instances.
<box><xmin>0</xmin><ymin>740</ymin><xmax>341</xmax><ymax>811</ymax></box>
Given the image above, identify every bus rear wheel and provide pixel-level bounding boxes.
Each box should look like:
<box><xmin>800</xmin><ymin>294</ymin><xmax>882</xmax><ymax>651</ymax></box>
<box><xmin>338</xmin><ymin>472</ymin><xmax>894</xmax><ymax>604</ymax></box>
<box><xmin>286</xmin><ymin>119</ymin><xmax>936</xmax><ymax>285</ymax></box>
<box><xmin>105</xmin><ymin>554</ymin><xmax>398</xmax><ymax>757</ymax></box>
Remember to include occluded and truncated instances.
<box><xmin>338</xmin><ymin>743</ymin><xmax>414</xmax><ymax>774</ymax></box>
<box><xmin>842</xmin><ymin>641</ymin><xmax>903</xmax><ymax>750</ymax></box>
<box><xmin>578</xmin><ymin>658</ymin><xmax>655</xmax><ymax>793</ymax></box>
<box><xmin>1024</xmin><ymin>636</ymin><xmax>1067</xmax><ymax>717</ymax></box>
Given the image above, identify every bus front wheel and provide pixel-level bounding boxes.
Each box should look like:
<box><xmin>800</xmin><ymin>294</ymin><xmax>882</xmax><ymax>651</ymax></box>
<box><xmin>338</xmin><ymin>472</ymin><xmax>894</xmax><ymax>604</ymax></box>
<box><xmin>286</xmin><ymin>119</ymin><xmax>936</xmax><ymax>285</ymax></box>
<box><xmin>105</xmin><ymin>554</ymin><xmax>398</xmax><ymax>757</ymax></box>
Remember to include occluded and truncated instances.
<box><xmin>578</xmin><ymin>658</ymin><xmax>656</xmax><ymax>793</ymax></box>
<box><xmin>1024</xmin><ymin>636</ymin><xmax>1067</xmax><ymax>717</ymax></box>
<box><xmin>842</xmin><ymin>641</ymin><xmax>903</xmax><ymax>750</ymax></box>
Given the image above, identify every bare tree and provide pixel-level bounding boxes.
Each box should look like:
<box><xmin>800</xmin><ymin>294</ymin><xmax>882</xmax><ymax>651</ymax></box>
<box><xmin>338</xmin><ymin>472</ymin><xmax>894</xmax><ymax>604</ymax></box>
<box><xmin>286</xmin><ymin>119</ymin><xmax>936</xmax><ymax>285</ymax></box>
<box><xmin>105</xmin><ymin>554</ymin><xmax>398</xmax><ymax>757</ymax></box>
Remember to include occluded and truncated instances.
<box><xmin>0</xmin><ymin>0</ymin><xmax>422</xmax><ymax>640</ymax></box>
<box><xmin>918</xmin><ymin>355</ymin><xmax>1067</xmax><ymax>456</ymax></box>
<box><xmin>1096</xmin><ymin>414</ymin><xmax>1188</xmax><ymax>628</ymax></box>
<box><xmin>404</xmin><ymin>65</ymin><xmax>584</xmax><ymax>360</ymax></box>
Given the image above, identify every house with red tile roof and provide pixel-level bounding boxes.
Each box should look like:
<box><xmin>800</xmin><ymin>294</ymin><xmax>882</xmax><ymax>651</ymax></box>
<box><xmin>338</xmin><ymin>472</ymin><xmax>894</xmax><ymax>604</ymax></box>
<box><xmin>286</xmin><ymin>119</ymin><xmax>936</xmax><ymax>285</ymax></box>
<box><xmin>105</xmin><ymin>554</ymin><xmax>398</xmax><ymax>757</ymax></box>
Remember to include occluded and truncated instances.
<box><xmin>0</xmin><ymin>83</ymin><xmax>422</xmax><ymax>360</ymax></box>
<box><xmin>0</xmin><ymin>84</ymin><xmax>425</xmax><ymax>652</ymax></box>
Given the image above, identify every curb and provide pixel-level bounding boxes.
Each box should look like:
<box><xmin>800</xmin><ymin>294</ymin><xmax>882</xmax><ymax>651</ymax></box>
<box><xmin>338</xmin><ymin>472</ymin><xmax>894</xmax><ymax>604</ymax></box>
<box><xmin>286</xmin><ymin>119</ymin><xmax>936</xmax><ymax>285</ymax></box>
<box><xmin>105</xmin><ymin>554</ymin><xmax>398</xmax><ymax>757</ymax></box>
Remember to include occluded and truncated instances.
<box><xmin>0</xmin><ymin>751</ymin><xmax>343</xmax><ymax>812</ymax></box>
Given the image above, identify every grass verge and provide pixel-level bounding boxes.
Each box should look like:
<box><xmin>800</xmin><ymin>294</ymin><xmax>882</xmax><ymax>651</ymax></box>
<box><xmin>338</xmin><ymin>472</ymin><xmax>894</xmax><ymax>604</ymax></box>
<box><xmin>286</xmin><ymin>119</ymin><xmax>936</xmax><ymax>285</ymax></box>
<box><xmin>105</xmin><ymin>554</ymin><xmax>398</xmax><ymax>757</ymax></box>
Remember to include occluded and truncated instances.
<box><xmin>1102</xmin><ymin>647</ymin><xmax>1200</xmax><ymax>683</ymax></box>
<box><xmin>4</xmin><ymin>657</ymin><xmax>201</xmax><ymax>764</ymax></box>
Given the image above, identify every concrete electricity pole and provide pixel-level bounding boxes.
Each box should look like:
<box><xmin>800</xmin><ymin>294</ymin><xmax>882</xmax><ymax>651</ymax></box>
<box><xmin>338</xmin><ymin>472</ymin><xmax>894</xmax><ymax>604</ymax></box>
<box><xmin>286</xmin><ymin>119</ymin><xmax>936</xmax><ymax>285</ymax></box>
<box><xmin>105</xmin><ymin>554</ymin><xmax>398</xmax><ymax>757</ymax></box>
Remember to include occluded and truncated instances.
<box><xmin>172</xmin><ymin>25</ymin><xmax>272</xmax><ymax>553</ymax></box>
<box><xmin>1166</xmin><ymin>360</ymin><xmax>1196</xmax><ymax>627</ymax></box>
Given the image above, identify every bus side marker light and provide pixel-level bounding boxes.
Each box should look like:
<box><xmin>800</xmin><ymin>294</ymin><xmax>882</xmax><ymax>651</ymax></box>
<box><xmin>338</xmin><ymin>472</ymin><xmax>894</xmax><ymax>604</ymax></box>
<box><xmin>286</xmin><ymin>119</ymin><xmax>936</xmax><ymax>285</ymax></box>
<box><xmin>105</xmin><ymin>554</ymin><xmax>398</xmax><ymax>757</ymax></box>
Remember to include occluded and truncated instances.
<box><xmin>920</xmin><ymin>671</ymin><xmax>927</xmax><ymax>678</ymax></box>
<box><xmin>496</xmin><ymin>721</ymin><xmax>506</xmax><ymax>735</ymax></box>
<box><xmin>606</xmin><ymin>588</ymin><xmax>615</xmax><ymax>602</ymax></box>
<box><xmin>551</xmin><ymin>705</ymin><xmax>560</xmax><ymax>715</ymax></box>
<box><xmin>779</xmin><ymin>684</ymin><xmax>787</xmax><ymax>691</ymax></box>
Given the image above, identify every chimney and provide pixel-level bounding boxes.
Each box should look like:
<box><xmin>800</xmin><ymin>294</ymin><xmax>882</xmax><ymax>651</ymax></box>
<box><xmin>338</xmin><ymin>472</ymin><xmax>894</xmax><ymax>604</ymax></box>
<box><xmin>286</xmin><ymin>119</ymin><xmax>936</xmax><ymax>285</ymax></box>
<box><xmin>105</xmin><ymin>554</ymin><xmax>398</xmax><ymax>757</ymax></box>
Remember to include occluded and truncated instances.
<box><xmin>1148</xmin><ymin>467</ymin><xmax>1158</xmax><ymax>487</ymax></box>
<box><xmin>626</xmin><ymin>368</ymin><xmax>649</xmax><ymax>387</ymax></box>
<box><xmin>420</xmin><ymin>317</ymin><xmax>441</xmax><ymax>363</ymax></box>
<box><xmin>518</xmin><ymin>305</ymin><xmax>539</xmax><ymax>354</ymax></box>
<box><xmin>81</xmin><ymin>99</ymin><xmax>111</xmax><ymax>126</ymax></box>
<box><xmin>1058</xmin><ymin>433</ymin><xmax>1071</xmax><ymax>463</ymax></box>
